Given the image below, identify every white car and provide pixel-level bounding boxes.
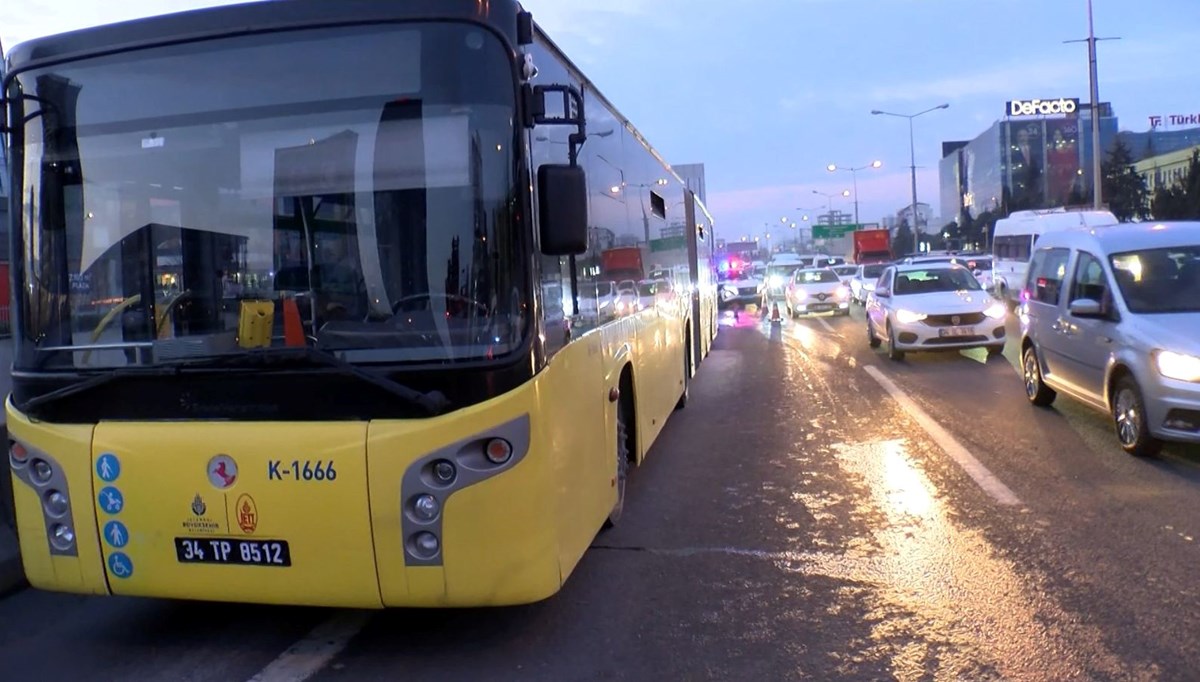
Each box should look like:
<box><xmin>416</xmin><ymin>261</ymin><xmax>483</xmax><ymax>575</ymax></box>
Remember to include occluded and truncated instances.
<box><xmin>831</xmin><ymin>265</ymin><xmax>859</xmax><ymax>288</ymax></box>
<box><xmin>785</xmin><ymin>268</ymin><xmax>851</xmax><ymax>317</ymax></box>
<box><xmin>865</xmin><ymin>263</ymin><xmax>1008</xmax><ymax>360</ymax></box>
<box><xmin>850</xmin><ymin>263</ymin><xmax>887</xmax><ymax>304</ymax></box>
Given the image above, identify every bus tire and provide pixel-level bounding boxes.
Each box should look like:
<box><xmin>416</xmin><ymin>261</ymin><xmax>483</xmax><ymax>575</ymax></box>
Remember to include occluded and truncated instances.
<box><xmin>605</xmin><ymin>391</ymin><xmax>634</xmax><ymax>528</ymax></box>
<box><xmin>675</xmin><ymin>334</ymin><xmax>692</xmax><ymax>410</ymax></box>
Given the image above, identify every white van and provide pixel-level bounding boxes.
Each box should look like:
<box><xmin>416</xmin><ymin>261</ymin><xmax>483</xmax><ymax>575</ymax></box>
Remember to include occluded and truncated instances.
<box><xmin>992</xmin><ymin>208</ymin><xmax>1117</xmax><ymax>304</ymax></box>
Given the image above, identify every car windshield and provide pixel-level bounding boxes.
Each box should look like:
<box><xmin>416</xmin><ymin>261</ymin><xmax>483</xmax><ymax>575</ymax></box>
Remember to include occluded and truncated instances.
<box><xmin>832</xmin><ymin>266</ymin><xmax>858</xmax><ymax>276</ymax></box>
<box><xmin>767</xmin><ymin>265</ymin><xmax>802</xmax><ymax>280</ymax></box>
<box><xmin>894</xmin><ymin>268</ymin><xmax>981</xmax><ymax>294</ymax></box>
<box><xmin>11</xmin><ymin>23</ymin><xmax>523</xmax><ymax>369</ymax></box>
<box><xmin>795</xmin><ymin>270</ymin><xmax>841</xmax><ymax>284</ymax></box>
<box><xmin>638</xmin><ymin>283</ymin><xmax>657</xmax><ymax>296</ymax></box>
<box><xmin>963</xmin><ymin>258</ymin><xmax>992</xmax><ymax>271</ymax></box>
<box><xmin>1110</xmin><ymin>246</ymin><xmax>1200</xmax><ymax>313</ymax></box>
<box><xmin>862</xmin><ymin>264</ymin><xmax>886</xmax><ymax>278</ymax></box>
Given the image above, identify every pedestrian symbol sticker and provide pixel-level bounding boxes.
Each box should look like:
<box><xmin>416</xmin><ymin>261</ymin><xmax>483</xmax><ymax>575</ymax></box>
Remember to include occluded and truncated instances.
<box><xmin>108</xmin><ymin>552</ymin><xmax>133</xmax><ymax>579</ymax></box>
<box><xmin>96</xmin><ymin>453</ymin><xmax>121</xmax><ymax>482</ymax></box>
<box><xmin>104</xmin><ymin>520</ymin><xmax>129</xmax><ymax>549</ymax></box>
<box><xmin>98</xmin><ymin>487</ymin><xmax>124</xmax><ymax>515</ymax></box>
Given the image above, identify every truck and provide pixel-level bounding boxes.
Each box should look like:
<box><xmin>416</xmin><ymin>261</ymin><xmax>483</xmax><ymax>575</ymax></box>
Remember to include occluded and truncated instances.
<box><xmin>852</xmin><ymin>229</ymin><xmax>892</xmax><ymax>264</ymax></box>
<box><xmin>600</xmin><ymin>246</ymin><xmax>645</xmax><ymax>282</ymax></box>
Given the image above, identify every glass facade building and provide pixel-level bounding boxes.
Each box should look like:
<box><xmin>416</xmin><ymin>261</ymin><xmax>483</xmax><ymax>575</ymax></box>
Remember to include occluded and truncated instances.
<box><xmin>940</xmin><ymin>104</ymin><xmax>1118</xmax><ymax>224</ymax></box>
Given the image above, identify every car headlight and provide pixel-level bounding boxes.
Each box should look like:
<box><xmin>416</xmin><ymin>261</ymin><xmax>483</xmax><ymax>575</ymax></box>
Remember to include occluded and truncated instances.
<box><xmin>895</xmin><ymin>309</ymin><xmax>927</xmax><ymax>324</ymax></box>
<box><xmin>983</xmin><ymin>301</ymin><xmax>1007</xmax><ymax>319</ymax></box>
<box><xmin>793</xmin><ymin>289</ymin><xmax>808</xmax><ymax>301</ymax></box>
<box><xmin>1156</xmin><ymin>350</ymin><xmax>1200</xmax><ymax>383</ymax></box>
<box><xmin>835</xmin><ymin>286</ymin><xmax>849</xmax><ymax>300</ymax></box>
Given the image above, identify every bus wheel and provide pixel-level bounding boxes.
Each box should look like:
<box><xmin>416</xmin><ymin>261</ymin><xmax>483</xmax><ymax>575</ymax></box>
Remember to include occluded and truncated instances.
<box><xmin>605</xmin><ymin>396</ymin><xmax>632</xmax><ymax>528</ymax></box>
<box><xmin>675</xmin><ymin>342</ymin><xmax>691</xmax><ymax>410</ymax></box>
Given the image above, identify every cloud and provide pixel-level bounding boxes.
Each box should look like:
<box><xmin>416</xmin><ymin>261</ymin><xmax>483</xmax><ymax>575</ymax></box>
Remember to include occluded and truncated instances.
<box><xmin>706</xmin><ymin>171</ymin><xmax>945</xmax><ymax>235</ymax></box>
<box><xmin>866</xmin><ymin>60</ymin><xmax>1079</xmax><ymax>104</ymax></box>
<box><xmin>2</xmin><ymin>0</ymin><xmax>253</xmax><ymax>47</ymax></box>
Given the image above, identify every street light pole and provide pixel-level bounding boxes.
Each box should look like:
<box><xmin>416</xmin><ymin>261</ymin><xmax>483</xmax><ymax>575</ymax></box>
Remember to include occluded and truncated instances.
<box><xmin>827</xmin><ymin>160</ymin><xmax>882</xmax><ymax>226</ymax></box>
<box><xmin>1066</xmin><ymin>1</ymin><xmax>1118</xmax><ymax>210</ymax></box>
<box><xmin>872</xmin><ymin>105</ymin><xmax>949</xmax><ymax>252</ymax></box>
<box><xmin>908</xmin><ymin>116</ymin><xmax>918</xmax><ymax>239</ymax></box>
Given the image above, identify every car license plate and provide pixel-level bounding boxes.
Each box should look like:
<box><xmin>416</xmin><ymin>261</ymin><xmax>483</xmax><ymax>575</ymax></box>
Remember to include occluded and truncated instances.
<box><xmin>938</xmin><ymin>326</ymin><xmax>974</xmax><ymax>337</ymax></box>
<box><xmin>809</xmin><ymin>303</ymin><xmax>833</xmax><ymax>311</ymax></box>
<box><xmin>175</xmin><ymin>538</ymin><xmax>291</xmax><ymax>567</ymax></box>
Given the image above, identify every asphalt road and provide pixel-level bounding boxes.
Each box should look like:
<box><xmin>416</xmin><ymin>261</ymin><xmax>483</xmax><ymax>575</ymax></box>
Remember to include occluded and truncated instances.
<box><xmin>3</xmin><ymin>307</ymin><xmax>1200</xmax><ymax>681</ymax></box>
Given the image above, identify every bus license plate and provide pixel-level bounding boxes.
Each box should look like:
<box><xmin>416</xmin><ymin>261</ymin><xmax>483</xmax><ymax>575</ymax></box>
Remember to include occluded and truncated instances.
<box><xmin>175</xmin><ymin>538</ymin><xmax>291</xmax><ymax>567</ymax></box>
<box><xmin>938</xmin><ymin>326</ymin><xmax>974</xmax><ymax>338</ymax></box>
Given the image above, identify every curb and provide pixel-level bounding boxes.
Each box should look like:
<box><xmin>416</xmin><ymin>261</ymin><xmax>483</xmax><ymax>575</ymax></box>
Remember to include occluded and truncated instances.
<box><xmin>0</xmin><ymin>421</ymin><xmax>27</xmax><ymax>597</ymax></box>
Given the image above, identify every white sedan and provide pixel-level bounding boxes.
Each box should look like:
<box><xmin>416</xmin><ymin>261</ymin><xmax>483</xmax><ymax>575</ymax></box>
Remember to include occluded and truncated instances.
<box><xmin>865</xmin><ymin>263</ymin><xmax>1008</xmax><ymax>361</ymax></box>
<box><xmin>785</xmin><ymin>268</ymin><xmax>851</xmax><ymax>317</ymax></box>
<box><xmin>849</xmin><ymin>263</ymin><xmax>887</xmax><ymax>304</ymax></box>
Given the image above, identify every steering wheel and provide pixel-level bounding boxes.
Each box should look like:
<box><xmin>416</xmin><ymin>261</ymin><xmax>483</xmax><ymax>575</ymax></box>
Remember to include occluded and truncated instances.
<box><xmin>390</xmin><ymin>293</ymin><xmax>490</xmax><ymax>317</ymax></box>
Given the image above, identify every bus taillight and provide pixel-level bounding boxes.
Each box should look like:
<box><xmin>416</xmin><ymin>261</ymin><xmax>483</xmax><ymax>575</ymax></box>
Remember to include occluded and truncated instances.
<box><xmin>485</xmin><ymin>438</ymin><xmax>513</xmax><ymax>465</ymax></box>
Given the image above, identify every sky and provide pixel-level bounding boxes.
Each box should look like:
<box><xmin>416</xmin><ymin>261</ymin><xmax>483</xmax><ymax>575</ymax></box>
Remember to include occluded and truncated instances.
<box><xmin>4</xmin><ymin>0</ymin><xmax>1200</xmax><ymax>244</ymax></box>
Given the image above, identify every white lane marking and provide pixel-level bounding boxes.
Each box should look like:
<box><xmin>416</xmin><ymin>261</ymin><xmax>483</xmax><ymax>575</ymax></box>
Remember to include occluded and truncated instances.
<box><xmin>248</xmin><ymin>610</ymin><xmax>371</xmax><ymax>682</ymax></box>
<box><xmin>863</xmin><ymin>365</ymin><xmax>1022</xmax><ymax>506</ymax></box>
<box><xmin>816</xmin><ymin>317</ymin><xmax>836</xmax><ymax>333</ymax></box>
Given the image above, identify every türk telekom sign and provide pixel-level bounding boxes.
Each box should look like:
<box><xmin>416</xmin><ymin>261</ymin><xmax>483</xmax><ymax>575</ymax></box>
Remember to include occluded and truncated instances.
<box><xmin>1006</xmin><ymin>98</ymin><xmax>1080</xmax><ymax>117</ymax></box>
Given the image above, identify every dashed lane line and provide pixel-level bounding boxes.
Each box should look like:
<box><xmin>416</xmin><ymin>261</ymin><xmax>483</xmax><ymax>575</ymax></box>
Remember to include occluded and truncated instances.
<box><xmin>247</xmin><ymin>610</ymin><xmax>371</xmax><ymax>682</ymax></box>
<box><xmin>864</xmin><ymin>365</ymin><xmax>1023</xmax><ymax>506</ymax></box>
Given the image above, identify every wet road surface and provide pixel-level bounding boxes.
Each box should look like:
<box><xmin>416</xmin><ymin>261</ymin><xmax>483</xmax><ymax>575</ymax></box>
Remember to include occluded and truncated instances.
<box><xmin>3</xmin><ymin>305</ymin><xmax>1200</xmax><ymax>680</ymax></box>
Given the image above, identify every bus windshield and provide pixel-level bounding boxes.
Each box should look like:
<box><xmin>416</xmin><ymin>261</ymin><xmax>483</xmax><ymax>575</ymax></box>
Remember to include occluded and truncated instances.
<box><xmin>11</xmin><ymin>23</ymin><xmax>524</xmax><ymax>369</ymax></box>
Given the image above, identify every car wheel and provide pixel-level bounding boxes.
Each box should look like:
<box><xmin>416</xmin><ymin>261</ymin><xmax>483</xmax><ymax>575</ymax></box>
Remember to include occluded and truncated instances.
<box><xmin>867</xmin><ymin>318</ymin><xmax>881</xmax><ymax>349</ymax></box>
<box><xmin>886</xmin><ymin>322</ymin><xmax>904</xmax><ymax>361</ymax></box>
<box><xmin>1112</xmin><ymin>375</ymin><xmax>1163</xmax><ymax>458</ymax></box>
<box><xmin>1022</xmin><ymin>345</ymin><xmax>1056</xmax><ymax>407</ymax></box>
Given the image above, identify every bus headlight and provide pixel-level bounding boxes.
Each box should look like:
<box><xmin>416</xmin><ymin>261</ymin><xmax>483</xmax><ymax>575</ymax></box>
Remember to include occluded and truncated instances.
<box><xmin>50</xmin><ymin>524</ymin><xmax>76</xmax><ymax>551</ymax></box>
<box><xmin>44</xmin><ymin>490</ymin><xmax>70</xmax><ymax>518</ymax></box>
<box><xmin>409</xmin><ymin>531</ymin><xmax>440</xmax><ymax>559</ymax></box>
<box><xmin>411</xmin><ymin>494</ymin><xmax>440</xmax><ymax>521</ymax></box>
<box><xmin>31</xmin><ymin>459</ymin><xmax>54</xmax><ymax>485</ymax></box>
<box><xmin>431</xmin><ymin>459</ymin><xmax>457</xmax><ymax>485</ymax></box>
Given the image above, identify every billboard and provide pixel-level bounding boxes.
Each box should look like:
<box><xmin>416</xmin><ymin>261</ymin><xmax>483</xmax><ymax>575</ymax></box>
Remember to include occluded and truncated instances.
<box><xmin>1006</xmin><ymin>98</ymin><xmax>1080</xmax><ymax>118</ymax></box>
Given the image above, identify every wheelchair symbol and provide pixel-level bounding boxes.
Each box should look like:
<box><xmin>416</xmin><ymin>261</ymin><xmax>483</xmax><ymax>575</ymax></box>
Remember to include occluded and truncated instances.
<box><xmin>108</xmin><ymin>552</ymin><xmax>133</xmax><ymax>579</ymax></box>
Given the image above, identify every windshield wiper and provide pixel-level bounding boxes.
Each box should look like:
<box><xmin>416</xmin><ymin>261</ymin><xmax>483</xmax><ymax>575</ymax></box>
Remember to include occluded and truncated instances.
<box><xmin>20</xmin><ymin>366</ymin><xmax>183</xmax><ymax>412</ymax></box>
<box><xmin>168</xmin><ymin>346</ymin><xmax>451</xmax><ymax>416</ymax></box>
<box><xmin>20</xmin><ymin>347</ymin><xmax>450</xmax><ymax>416</ymax></box>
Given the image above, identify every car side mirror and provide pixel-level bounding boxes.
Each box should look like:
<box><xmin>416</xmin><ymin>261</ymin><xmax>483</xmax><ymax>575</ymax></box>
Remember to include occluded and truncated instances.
<box><xmin>875</xmin><ymin>287</ymin><xmax>891</xmax><ymax>298</ymax></box>
<box><xmin>1068</xmin><ymin>298</ymin><xmax>1103</xmax><ymax>318</ymax></box>
<box><xmin>537</xmin><ymin>164</ymin><xmax>588</xmax><ymax>255</ymax></box>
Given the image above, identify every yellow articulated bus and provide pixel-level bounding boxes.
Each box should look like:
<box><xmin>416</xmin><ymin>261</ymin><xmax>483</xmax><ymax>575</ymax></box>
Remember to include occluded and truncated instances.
<box><xmin>1</xmin><ymin>0</ymin><xmax>718</xmax><ymax>607</ymax></box>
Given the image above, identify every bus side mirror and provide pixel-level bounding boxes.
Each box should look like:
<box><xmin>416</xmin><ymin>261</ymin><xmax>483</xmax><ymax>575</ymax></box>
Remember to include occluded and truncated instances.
<box><xmin>538</xmin><ymin>164</ymin><xmax>588</xmax><ymax>255</ymax></box>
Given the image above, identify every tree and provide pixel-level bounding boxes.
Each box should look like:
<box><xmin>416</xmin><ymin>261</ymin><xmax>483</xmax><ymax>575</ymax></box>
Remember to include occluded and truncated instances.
<box><xmin>893</xmin><ymin>219</ymin><xmax>915</xmax><ymax>256</ymax></box>
<box><xmin>1101</xmin><ymin>140</ymin><xmax>1150</xmax><ymax>222</ymax></box>
<box><xmin>1151</xmin><ymin>149</ymin><xmax>1200</xmax><ymax>220</ymax></box>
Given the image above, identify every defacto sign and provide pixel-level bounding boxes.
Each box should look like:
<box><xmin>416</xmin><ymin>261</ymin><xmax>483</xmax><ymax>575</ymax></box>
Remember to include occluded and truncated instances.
<box><xmin>1006</xmin><ymin>98</ymin><xmax>1079</xmax><ymax>117</ymax></box>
